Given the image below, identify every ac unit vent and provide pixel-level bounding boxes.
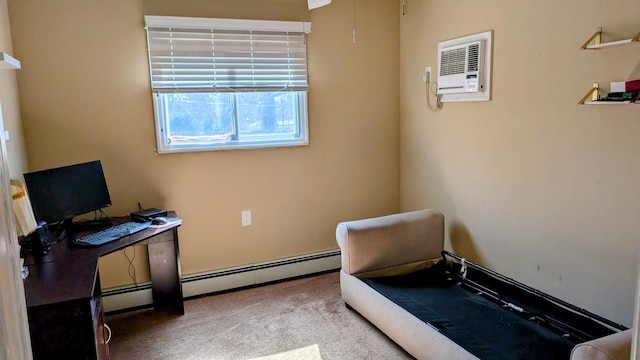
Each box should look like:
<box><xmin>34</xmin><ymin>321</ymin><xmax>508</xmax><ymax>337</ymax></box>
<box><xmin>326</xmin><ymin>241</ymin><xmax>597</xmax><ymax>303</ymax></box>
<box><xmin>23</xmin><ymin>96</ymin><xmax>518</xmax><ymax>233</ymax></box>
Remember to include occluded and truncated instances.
<box><xmin>440</xmin><ymin>48</ymin><xmax>466</xmax><ymax>76</ymax></box>
<box><xmin>467</xmin><ymin>43</ymin><xmax>479</xmax><ymax>72</ymax></box>
<box><xmin>437</xmin><ymin>40</ymin><xmax>485</xmax><ymax>94</ymax></box>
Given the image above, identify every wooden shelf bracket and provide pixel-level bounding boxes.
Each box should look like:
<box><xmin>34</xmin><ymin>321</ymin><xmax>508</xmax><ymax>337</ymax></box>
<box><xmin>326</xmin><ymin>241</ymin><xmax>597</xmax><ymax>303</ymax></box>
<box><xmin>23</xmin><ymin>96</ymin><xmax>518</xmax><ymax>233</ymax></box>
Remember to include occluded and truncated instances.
<box><xmin>580</xmin><ymin>27</ymin><xmax>602</xmax><ymax>49</ymax></box>
<box><xmin>578</xmin><ymin>83</ymin><xmax>599</xmax><ymax>105</ymax></box>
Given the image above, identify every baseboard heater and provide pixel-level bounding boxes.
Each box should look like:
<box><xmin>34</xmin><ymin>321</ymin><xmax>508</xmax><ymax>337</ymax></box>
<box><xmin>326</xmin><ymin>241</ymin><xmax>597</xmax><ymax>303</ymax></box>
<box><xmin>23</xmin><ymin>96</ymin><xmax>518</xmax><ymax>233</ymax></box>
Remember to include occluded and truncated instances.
<box><xmin>102</xmin><ymin>249</ymin><xmax>341</xmax><ymax>313</ymax></box>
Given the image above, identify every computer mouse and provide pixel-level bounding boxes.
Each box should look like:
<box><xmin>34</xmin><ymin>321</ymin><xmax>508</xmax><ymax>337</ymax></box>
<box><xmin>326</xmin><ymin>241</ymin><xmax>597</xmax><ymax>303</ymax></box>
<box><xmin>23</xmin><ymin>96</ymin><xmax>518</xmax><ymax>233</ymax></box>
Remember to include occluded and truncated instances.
<box><xmin>152</xmin><ymin>217</ymin><xmax>168</xmax><ymax>225</ymax></box>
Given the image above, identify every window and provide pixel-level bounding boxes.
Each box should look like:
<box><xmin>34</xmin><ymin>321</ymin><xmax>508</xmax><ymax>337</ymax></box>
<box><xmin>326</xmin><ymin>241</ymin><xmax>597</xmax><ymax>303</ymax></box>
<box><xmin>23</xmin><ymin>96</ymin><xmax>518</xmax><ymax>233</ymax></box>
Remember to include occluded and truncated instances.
<box><xmin>144</xmin><ymin>16</ymin><xmax>311</xmax><ymax>153</ymax></box>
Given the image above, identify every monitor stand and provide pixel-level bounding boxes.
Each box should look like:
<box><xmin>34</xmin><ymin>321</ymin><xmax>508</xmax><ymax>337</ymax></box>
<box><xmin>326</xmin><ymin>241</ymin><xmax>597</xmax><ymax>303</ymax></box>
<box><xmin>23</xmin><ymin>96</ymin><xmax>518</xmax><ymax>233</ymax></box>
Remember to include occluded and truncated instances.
<box><xmin>55</xmin><ymin>218</ymin><xmax>73</xmax><ymax>243</ymax></box>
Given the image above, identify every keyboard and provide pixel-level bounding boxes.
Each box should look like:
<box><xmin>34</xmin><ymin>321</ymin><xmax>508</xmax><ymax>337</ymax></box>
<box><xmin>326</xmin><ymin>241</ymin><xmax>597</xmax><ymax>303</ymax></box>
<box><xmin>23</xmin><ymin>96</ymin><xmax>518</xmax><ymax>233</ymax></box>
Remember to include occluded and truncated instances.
<box><xmin>73</xmin><ymin>221</ymin><xmax>151</xmax><ymax>246</ymax></box>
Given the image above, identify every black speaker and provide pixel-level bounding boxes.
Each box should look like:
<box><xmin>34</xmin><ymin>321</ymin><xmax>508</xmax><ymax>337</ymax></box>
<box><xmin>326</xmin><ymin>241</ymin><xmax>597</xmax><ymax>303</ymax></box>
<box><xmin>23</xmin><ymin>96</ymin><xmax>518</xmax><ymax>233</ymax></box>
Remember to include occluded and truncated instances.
<box><xmin>29</xmin><ymin>221</ymin><xmax>51</xmax><ymax>256</ymax></box>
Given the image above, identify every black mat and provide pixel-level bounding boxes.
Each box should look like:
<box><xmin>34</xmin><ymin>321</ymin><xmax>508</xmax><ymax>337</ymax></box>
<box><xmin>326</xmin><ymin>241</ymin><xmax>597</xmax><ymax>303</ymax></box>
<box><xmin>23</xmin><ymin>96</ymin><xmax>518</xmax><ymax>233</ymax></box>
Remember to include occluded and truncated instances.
<box><xmin>363</xmin><ymin>268</ymin><xmax>579</xmax><ymax>360</ymax></box>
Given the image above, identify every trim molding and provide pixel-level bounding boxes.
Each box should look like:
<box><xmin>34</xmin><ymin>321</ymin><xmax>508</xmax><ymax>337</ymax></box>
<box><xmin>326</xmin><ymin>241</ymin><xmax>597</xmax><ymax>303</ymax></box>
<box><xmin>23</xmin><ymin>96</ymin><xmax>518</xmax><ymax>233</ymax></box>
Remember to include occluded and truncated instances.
<box><xmin>102</xmin><ymin>249</ymin><xmax>341</xmax><ymax>313</ymax></box>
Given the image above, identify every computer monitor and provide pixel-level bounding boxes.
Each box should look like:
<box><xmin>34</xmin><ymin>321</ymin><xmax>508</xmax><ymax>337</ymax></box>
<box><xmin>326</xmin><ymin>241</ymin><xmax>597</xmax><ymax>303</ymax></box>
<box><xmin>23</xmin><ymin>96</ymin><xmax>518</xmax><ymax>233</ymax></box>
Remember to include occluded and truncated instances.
<box><xmin>23</xmin><ymin>160</ymin><xmax>112</xmax><ymax>230</ymax></box>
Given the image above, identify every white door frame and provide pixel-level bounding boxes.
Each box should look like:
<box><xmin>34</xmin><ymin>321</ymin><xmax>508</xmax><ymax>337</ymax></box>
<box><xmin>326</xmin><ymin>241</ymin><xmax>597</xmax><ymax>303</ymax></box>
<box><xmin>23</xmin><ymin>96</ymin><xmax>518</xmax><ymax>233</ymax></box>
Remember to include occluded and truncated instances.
<box><xmin>0</xmin><ymin>103</ymin><xmax>32</xmax><ymax>360</ymax></box>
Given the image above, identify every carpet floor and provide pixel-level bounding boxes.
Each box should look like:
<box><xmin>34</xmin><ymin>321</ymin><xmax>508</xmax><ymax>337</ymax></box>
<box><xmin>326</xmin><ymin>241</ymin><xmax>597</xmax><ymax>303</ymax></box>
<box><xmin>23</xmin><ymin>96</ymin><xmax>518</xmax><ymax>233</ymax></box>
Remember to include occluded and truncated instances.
<box><xmin>106</xmin><ymin>271</ymin><xmax>414</xmax><ymax>360</ymax></box>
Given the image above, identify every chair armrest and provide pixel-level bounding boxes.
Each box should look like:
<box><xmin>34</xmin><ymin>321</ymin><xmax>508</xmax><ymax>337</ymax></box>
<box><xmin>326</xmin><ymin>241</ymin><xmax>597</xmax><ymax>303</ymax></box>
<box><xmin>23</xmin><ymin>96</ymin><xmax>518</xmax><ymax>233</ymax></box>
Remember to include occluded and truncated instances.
<box><xmin>571</xmin><ymin>329</ymin><xmax>631</xmax><ymax>360</ymax></box>
<box><xmin>335</xmin><ymin>209</ymin><xmax>444</xmax><ymax>276</ymax></box>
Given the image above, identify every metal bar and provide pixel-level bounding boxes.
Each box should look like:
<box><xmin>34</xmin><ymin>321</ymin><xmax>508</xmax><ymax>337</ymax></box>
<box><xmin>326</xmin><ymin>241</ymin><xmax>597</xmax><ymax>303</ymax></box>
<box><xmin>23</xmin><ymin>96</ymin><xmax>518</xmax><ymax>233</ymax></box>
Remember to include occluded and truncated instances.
<box><xmin>441</xmin><ymin>250</ymin><xmax>627</xmax><ymax>332</ymax></box>
<box><xmin>454</xmin><ymin>272</ymin><xmax>593</xmax><ymax>342</ymax></box>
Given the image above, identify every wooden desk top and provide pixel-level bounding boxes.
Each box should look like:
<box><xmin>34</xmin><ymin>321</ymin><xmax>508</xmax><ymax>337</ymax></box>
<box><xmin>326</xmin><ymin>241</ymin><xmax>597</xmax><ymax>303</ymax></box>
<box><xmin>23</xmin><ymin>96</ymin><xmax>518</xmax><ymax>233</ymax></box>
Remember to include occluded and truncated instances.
<box><xmin>22</xmin><ymin>212</ymin><xmax>180</xmax><ymax>308</ymax></box>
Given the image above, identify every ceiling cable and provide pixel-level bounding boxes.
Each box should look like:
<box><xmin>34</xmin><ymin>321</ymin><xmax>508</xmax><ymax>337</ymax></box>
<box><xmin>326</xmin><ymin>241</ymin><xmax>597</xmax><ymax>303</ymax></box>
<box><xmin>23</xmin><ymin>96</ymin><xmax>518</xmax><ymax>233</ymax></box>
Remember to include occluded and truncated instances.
<box><xmin>352</xmin><ymin>0</ymin><xmax>357</xmax><ymax>43</ymax></box>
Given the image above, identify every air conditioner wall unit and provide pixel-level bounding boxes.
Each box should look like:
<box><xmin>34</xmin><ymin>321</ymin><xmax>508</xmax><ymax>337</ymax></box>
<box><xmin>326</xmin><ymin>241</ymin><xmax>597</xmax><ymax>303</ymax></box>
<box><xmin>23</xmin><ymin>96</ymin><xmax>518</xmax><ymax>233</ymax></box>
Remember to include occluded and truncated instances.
<box><xmin>308</xmin><ymin>0</ymin><xmax>331</xmax><ymax>10</ymax></box>
<box><xmin>437</xmin><ymin>40</ymin><xmax>485</xmax><ymax>95</ymax></box>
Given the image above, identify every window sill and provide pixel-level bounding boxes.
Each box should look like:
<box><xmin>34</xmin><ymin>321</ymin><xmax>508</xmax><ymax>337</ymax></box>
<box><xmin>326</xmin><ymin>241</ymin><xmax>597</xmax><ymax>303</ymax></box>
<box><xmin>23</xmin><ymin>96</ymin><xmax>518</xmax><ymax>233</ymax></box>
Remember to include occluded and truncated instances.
<box><xmin>156</xmin><ymin>141</ymin><xmax>310</xmax><ymax>154</ymax></box>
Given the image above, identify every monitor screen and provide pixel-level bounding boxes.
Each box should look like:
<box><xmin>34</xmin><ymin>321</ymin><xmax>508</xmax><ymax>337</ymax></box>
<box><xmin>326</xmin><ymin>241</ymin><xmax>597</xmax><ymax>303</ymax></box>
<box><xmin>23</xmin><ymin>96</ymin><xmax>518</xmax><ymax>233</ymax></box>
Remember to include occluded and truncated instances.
<box><xmin>23</xmin><ymin>160</ymin><xmax>112</xmax><ymax>224</ymax></box>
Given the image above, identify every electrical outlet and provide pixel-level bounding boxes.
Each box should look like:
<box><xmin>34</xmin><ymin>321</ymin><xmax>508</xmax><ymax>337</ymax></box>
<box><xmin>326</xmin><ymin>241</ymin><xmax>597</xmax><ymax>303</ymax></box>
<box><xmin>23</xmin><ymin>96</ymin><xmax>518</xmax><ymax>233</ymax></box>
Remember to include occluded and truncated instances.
<box><xmin>423</xmin><ymin>66</ymin><xmax>431</xmax><ymax>83</ymax></box>
<box><xmin>241</xmin><ymin>210</ymin><xmax>251</xmax><ymax>227</ymax></box>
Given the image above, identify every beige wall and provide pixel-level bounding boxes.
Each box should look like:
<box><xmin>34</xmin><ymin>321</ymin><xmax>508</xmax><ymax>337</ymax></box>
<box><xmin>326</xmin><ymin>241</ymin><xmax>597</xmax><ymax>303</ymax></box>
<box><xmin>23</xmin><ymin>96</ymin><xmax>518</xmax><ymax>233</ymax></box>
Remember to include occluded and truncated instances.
<box><xmin>8</xmin><ymin>0</ymin><xmax>400</xmax><ymax>288</ymax></box>
<box><xmin>10</xmin><ymin>0</ymin><xmax>635</xmax><ymax>331</ymax></box>
<box><xmin>0</xmin><ymin>0</ymin><xmax>27</xmax><ymax>178</ymax></box>
<box><xmin>400</xmin><ymin>1</ymin><xmax>640</xmax><ymax>326</ymax></box>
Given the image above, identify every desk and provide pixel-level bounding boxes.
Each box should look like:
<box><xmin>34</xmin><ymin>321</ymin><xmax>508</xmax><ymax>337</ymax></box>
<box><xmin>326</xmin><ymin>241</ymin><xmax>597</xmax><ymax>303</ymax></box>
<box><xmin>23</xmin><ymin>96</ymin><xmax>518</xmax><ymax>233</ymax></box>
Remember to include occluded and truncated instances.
<box><xmin>21</xmin><ymin>211</ymin><xmax>183</xmax><ymax>360</ymax></box>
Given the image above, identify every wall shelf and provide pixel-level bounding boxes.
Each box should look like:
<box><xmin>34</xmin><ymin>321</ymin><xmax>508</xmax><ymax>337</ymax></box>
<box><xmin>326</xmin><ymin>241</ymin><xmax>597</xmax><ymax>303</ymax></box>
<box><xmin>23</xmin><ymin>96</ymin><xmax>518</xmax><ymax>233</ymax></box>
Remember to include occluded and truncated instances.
<box><xmin>0</xmin><ymin>52</ymin><xmax>20</xmax><ymax>69</ymax></box>
<box><xmin>579</xmin><ymin>27</ymin><xmax>640</xmax><ymax>105</ymax></box>
<box><xmin>583</xmin><ymin>101</ymin><xmax>632</xmax><ymax>105</ymax></box>
<box><xmin>580</xmin><ymin>27</ymin><xmax>640</xmax><ymax>50</ymax></box>
<box><xmin>579</xmin><ymin>83</ymin><xmax>638</xmax><ymax>105</ymax></box>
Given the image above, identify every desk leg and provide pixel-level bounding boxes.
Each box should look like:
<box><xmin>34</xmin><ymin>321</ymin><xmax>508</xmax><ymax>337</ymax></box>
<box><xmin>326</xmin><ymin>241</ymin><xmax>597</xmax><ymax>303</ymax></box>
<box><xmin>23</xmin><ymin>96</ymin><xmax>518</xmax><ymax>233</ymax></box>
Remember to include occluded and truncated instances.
<box><xmin>148</xmin><ymin>228</ymin><xmax>184</xmax><ymax>315</ymax></box>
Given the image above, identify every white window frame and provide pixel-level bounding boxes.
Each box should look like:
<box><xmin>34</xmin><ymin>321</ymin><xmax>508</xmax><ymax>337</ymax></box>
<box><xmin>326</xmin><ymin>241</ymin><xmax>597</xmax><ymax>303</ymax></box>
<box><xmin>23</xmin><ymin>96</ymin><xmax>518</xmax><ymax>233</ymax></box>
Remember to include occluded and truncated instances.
<box><xmin>144</xmin><ymin>16</ymin><xmax>311</xmax><ymax>153</ymax></box>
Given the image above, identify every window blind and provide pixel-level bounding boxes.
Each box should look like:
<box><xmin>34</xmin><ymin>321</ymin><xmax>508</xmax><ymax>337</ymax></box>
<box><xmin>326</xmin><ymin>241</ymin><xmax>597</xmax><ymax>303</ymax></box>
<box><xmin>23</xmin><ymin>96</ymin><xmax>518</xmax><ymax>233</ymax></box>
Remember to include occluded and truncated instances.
<box><xmin>144</xmin><ymin>16</ymin><xmax>311</xmax><ymax>93</ymax></box>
